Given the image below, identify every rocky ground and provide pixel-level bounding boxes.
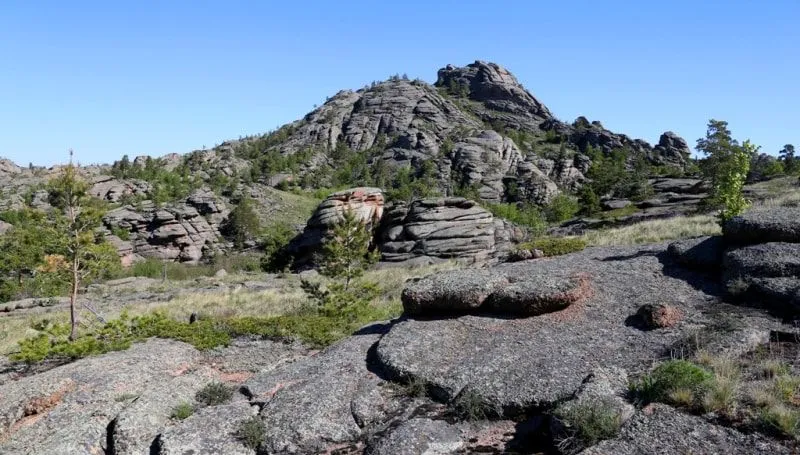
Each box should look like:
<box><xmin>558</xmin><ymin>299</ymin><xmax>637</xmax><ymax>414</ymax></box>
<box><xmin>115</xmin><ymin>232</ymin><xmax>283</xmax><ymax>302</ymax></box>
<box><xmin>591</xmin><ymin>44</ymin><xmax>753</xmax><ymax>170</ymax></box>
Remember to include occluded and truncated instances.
<box><xmin>1</xmin><ymin>207</ymin><xmax>799</xmax><ymax>454</ymax></box>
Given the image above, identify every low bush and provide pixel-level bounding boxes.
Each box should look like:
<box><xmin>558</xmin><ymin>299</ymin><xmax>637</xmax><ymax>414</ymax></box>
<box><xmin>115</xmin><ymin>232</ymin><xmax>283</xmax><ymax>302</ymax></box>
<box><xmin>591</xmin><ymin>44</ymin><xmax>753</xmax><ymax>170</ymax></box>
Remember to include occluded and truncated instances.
<box><xmin>759</xmin><ymin>404</ymin><xmax>800</xmax><ymax>438</ymax></box>
<box><xmin>236</xmin><ymin>416</ymin><xmax>266</xmax><ymax>450</ymax></box>
<box><xmin>555</xmin><ymin>398</ymin><xmax>623</xmax><ymax>454</ymax></box>
<box><xmin>452</xmin><ymin>390</ymin><xmax>495</xmax><ymax>421</ymax></box>
<box><xmin>544</xmin><ymin>194</ymin><xmax>580</xmax><ymax>223</ymax></box>
<box><xmin>170</xmin><ymin>401</ymin><xmax>194</xmax><ymax>420</ymax></box>
<box><xmin>485</xmin><ymin>203</ymin><xmax>547</xmax><ymax>236</ymax></box>
<box><xmin>632</xmin><ymin>360</ymin><xmax>713</xmax><ymax>408</ymax></box>
<box><xmin>196</xmin><ymin>381</ymin><xmax>234</xmax><ymax>407</ymax></box>
<box><xmin>517</xmin><ymin>237</ymin><xmax>587</xmax><ymax>257</ymax></box>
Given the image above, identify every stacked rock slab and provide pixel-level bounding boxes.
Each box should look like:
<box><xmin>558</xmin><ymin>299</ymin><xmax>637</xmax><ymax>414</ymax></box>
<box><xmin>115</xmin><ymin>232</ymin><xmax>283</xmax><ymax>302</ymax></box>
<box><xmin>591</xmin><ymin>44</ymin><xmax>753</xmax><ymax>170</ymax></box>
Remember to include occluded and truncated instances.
<box><xmin>668</xmin><ymin>207</ymin><xmax>800</xmax><ymax>314</ymax></box>
<box><xmin>287</xmin><ymin>187</ymin><xmax>384</xmax><ymax>267</ymax></box>
<box><xmin>722</xmin><ymin>208</ymin><xmax>800</xmax><ymax>312</ymax></box>
<box><xmin>378</xmin><ymin>197</ymin><xmax>526</xmax><ymax>265</ymax></box>
<box><xmin>293</xmin><ymin>190</ymin><xmax>525</xmax><ymax>268</ymax></box>
<box><xmin>102</xmin><ymin>187</ymin><xmax>229</xmax><ymax>263</ymax></box>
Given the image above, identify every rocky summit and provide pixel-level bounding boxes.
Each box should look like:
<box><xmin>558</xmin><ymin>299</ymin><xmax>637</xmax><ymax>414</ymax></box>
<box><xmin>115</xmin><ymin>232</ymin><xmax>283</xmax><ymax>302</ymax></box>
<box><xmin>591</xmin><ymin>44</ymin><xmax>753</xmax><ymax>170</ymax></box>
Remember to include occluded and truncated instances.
<box><xmin>2</xmin><ymin>206</ymin><xmax>800</xmax><ymax>454</ymax></box>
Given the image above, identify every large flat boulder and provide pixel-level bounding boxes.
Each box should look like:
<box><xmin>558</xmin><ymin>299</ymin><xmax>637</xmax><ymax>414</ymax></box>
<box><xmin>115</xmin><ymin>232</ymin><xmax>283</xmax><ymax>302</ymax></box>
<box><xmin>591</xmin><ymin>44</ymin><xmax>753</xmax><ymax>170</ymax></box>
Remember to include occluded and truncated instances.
<box><xmin>154</xmin><ymin>401</ymin><xmax>257</xmax><ymax>455</ymax></box>
<box><xmin>402</xmin><ymin>262</ymin><xmax>591</xmax><ymax>317</ymax></box>
<box><xmin>667</xmin><ymin>235</ymin><xmax>725</xmax><ymax>271</ymax></box>
<box><xmin>366</xmin><ymin>418</ymin><xmax>464</xmax><ymax>455</ymax></box>
<box><xmin>376</xmin><ymin>245</ymin><xmax>779</xmax><ymax>415</ymax></box>
<box><xmin>723</xmin><ymin>207</ymin><xmax>800</xmax><ymax>245</ymax></box>
<box><xmin>242</xmin><ymin>324</ymin><xmax>411</xmax><ymax>454</ymax></box>
<box><xmin>722</xmin><ymin>242</ymin><xmax>800</xmax><ymax>305</ymax></box>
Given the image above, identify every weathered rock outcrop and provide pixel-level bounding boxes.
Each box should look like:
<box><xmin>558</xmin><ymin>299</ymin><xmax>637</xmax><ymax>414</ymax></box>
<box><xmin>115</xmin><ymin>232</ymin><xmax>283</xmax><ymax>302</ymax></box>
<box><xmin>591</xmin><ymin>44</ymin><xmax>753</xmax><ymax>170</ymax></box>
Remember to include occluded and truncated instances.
<box><xmin>102</xmin><ymin>188</ymin><xmax>229</xmax><ymax>263</ymax></box>
<box><xmin>582</xmin><ymin>403</ymin><xmax>791</xmax><ymax>455</ymax></box>
<box><xmin>0</xmin><ymin>340</ymin><xmax>201</xmax><ymax>454</ymax></box>
<box><xmin>378</xmin><ymin>197</ymin><xmax>524</xmax><ymax>265</ymax></box>
<box><xmin>286</xmin><ymin>187</ymin><xmax>384</xmax><ymax>267</ymax></box>
<box><xmin>401</xmin><ymin>263</ymin><xmax>590</xmax><ymax>317</ymax></box>
<box><xmin>290</xmin><ymin>191</ymin><xmax>525</xmax><ymax>268</ymax></box>
<box><xmin>723</xmin><ymin>207</ymin><xmax>800</xmax><ymax>245</ymax></box>
<box><xmin>378</xmin><ymin>244</ymin><xmax>779</xmax><ymax>416</ymax></box>
<box><xmin>668</xmin><ymin>207</ymin><xmax>800</xmax><ymax>314</ymax></box>
<box><xmin>89</xmin><ymin>176</ymin><xmax>152</xmax><ymax>202</ymax></box>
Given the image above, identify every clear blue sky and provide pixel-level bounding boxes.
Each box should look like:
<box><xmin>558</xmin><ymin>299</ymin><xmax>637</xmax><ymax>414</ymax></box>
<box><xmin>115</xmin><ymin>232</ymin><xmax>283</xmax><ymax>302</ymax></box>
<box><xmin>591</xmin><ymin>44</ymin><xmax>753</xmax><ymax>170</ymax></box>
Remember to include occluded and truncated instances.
<box><xmin>2</xmin><ymin>1</ymin><xmax>798</xmax><ymax>166</ymax></box>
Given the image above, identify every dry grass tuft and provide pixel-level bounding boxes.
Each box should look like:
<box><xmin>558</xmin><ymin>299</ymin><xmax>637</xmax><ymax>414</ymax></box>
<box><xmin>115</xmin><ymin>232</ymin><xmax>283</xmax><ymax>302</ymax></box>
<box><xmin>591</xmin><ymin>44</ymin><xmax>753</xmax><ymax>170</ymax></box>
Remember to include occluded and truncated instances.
<box><xmin>582</xmin><ymin>215</ymin><xmax>721</xmax><ymax>247</ymax></box>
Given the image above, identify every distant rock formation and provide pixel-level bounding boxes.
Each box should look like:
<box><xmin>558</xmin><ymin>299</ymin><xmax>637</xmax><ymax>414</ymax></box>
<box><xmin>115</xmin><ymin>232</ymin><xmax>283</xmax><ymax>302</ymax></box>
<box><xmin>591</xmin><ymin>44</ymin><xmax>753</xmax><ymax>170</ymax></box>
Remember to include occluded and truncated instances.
<box><xmin>102</xmin><ymin>188</ymin><xmax>229</xmax><ymax>263</ymax></box>
<box><xmin>288</xmin><ymin>189</ymin><xmax>526</xmax><ymax>269</ymax></box>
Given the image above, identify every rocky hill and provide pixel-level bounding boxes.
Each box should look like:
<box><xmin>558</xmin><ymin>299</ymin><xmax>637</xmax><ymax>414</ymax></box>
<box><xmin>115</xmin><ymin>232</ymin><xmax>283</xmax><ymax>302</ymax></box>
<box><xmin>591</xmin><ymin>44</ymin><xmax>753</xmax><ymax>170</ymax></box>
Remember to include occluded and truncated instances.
<box><xmin>261</xmin><ymin>60</ymin><xmax>690</xmax><ymax>203</ymax></box>
<box><xmin>0</xmin><ymin>61</ymin><xmax>701</xmax><ymax>265</ymax></box>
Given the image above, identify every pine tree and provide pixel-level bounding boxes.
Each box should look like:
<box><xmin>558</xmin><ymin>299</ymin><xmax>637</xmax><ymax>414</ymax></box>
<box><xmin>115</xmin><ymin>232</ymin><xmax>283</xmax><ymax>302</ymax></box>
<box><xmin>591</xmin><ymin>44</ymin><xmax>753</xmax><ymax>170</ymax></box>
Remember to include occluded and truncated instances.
<box><xmin>47</xmin><ymin>150</ymin><xmax>120</xmax><ymax>340</ymax></box>
<box><xmin>224</xmin><ymin>196</ymin><xmax>261</xmax><ymax>249</ymax></box>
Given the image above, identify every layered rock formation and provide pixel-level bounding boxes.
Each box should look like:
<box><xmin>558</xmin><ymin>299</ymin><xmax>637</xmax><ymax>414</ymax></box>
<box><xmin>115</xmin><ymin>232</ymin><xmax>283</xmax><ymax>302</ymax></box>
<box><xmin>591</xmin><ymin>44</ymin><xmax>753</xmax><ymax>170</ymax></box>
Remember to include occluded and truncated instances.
<box><xmin>102</xmin><ymin>188</ymin><xmax>229</xmax><ymax>263</ymax></box>
<box><xmin>285</xmin><ymin>187</ymin><xmax>384</xmax><ymax>267</ymax></box>
<box><xmin>288</xmin><ymin>189</ymin><xmax>527</xmax><ymax>268</ymax></box>
<box><xmin>378</xmin><ymin>197</ymin><xmax>526</xmax><ymax>265</ymax></box>
<box><xmin>265</xmin><ymin>60</ymin><xmax>690</xmax><ymax>205</ymax></box>
<box><xmin>667</xmin><ymin>207</ymin><xmax>800</xmax><ymax>314</ymax></box>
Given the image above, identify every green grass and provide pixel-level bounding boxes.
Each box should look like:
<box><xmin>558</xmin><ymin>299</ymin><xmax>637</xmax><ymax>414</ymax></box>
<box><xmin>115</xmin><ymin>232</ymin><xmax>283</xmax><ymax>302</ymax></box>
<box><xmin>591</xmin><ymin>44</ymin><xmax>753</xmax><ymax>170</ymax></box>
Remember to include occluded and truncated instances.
<box><xmin>632</xmin><ymin>359</ymin><xmax>713</xmax><ymax>408</ymax></box>
<box><xmin>195</xmin><ymin>381</ymin><xmax>234</xmax><ymax>407</ymax></box>
<box><xmin>236</xmin><ymin>416</ymin><xmax>266</xmax><ymax>450</ymax></box>
<box><xmin>517</xmin><ymin>237</ymin><xmax>587</xmax><ymax>257</ymax></box>
<box><xmin>170</xmin><ymin>401</ymin><xmax>194</xmax><ymax>420</ymax></box>
<box><xmin>555</xmin><ymin>398</ymin><xmax>623</xmax><ymax>454</ymax></box>
<box><xmin>120</xmin><ymin>256</ymin><xmax>261</xmax><ymax>281</ymax></box>
<box><xmin>583</xmin><ymin>215</ymin><xmax>721</xmax><ymax>246</ymax></box>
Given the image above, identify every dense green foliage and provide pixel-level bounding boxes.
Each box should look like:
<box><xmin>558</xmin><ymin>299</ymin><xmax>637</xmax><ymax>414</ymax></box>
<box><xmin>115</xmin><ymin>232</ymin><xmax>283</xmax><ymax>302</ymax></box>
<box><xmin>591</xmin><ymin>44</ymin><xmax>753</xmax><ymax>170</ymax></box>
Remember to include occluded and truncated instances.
<box><xmin>485</xmin><ymin>203</ymin><xmax>547</xmax><ymax>236</ymax></box>
<box><xmin>11</xmin><ymin>299</ymin><xmax>401</xmax><ymax>363</ymax></box>
<box><xmin>260</xmin><ymin>221</ymin><xmax>298</xmax><ymax>272</ymax></box>
<box><xmin>301</xmin><ymin>209</ymin><xmax>382</xmax><ymax>320</ymax></box>
<box><xmin>696</xmin><ymin>120</ymin><xmax>753</xmax><ymax>223</ymax></box>
<box><xmin>779</xmin><ymin>144</ymin><xmax>798</xmax><ymax>174</ymax></box>
<box><xmin>544</xmin><ymin>194</ymin><xmax>581</xmax><ymax>223</ymax></box>
<box><xmin>632</xmin><ymin>359</ymin><xmax>713</xmax><ymax>407</ymax></box>
<box><xmin>111</xmin><ymin>155</ymin><xmax>201</xmax><ymax>204</ymax></box>
<box><xmin>584</xmin><ymin>145</ymin><xmax>652</xmax><ymax>201</ymax></box>
<box><xmin>222</xmin><ymin>196</ymin><xmax>261</xmax><ymax>249</ymax></box>
<box><xmin>517</xmin><ymin>237</ymin><xmax>587</xmax><ymax>257</ymax></box>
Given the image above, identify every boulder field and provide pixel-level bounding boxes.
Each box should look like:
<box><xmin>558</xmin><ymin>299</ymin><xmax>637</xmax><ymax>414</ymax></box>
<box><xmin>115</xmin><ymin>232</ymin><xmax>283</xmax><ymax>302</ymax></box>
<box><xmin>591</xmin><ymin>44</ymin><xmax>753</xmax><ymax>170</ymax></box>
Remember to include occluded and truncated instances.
<box><xmin>1</xmin><ymin>208</ymin><xmax>800</xmax><ymax>454</ymax></box>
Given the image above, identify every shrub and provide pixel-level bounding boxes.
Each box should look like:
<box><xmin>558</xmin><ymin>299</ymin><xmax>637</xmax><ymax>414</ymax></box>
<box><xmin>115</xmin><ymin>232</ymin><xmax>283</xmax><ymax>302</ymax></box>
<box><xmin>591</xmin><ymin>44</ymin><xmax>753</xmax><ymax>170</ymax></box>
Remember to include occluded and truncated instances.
<box><xmin>170</xmin><ymin>402</ymin><xmax>194</xmax><ymax>420</ymax></box>
<box><xmin>759</xmin><ymin>404</ymin><xmax>800</xmax><ymax>438</ymax></box>
<box><xmin>453</xmin><ymin>390</ymin><xmax>493</xmax><ymax>421</ymax></box>
<box><xmin>486</xmin><ymin>203</ymin><xmax>546</xmax><ymax>236</ymax></box>
<box><xmin>555</xmin><ymin>398</ymin><xmax>623</xmax><ymax>454</ymax></box>
<box><xmin>236</xmin><ymin>416</ymin><xmax>266</xmax><ymax>450</ymax></box>
<box><xmin>518</xmin><ymin>237</ymin><xmax>587</xmax><ymax>257</ymax></box>
<box><xmin>260</xmin><ymin>221</ymin><xmax>297</xmax><ymax>272</ymax></box>
<box><xmin>633</xmin><ymin>360</ymin><xmax>713</xmax><ymax>408</ymax></box>
<box><xmin>110</xmin><ymin>227</ymin><xmax>131</xmax><ymax>241</ymax></box>
<box><xmin>195</xmin><ymin>381</ymin><xmax>234</xmax><ymax>407</ymax></box>
<box><xmin>544</xmin><ymin>194</ymin><xmax>580</xmax><ymax>223</ymax></box>
<box><xmin>222</xmin><ymin>196</ymin><xmax>261</xmax><ymax>249</ymax></box>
